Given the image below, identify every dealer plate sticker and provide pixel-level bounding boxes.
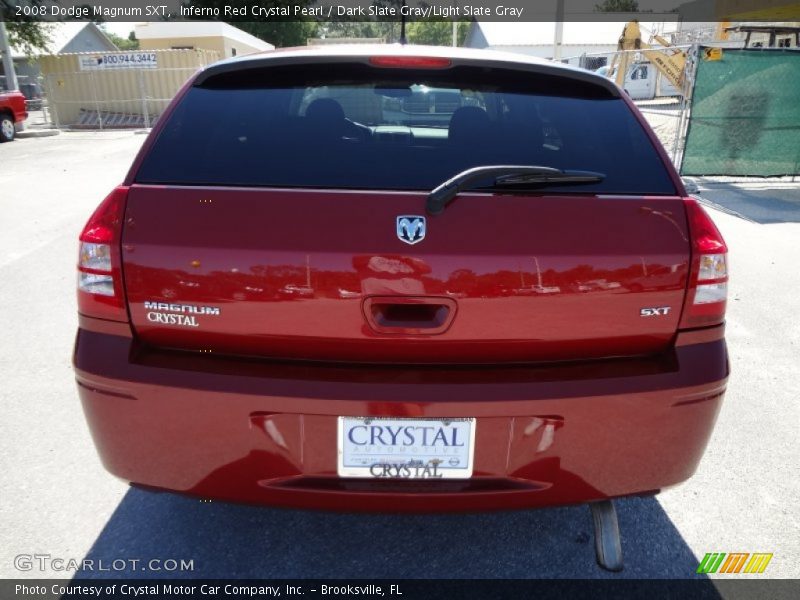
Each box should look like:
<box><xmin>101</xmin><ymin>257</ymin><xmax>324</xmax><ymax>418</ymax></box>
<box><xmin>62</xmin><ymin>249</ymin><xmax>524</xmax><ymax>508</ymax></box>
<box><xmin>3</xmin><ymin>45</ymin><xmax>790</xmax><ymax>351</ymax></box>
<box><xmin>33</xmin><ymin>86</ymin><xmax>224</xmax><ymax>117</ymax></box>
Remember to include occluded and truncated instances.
<box><xmin>337</xmin><ymin>417</ymin><xmax>476</xmax><ymax>479</ymax></box>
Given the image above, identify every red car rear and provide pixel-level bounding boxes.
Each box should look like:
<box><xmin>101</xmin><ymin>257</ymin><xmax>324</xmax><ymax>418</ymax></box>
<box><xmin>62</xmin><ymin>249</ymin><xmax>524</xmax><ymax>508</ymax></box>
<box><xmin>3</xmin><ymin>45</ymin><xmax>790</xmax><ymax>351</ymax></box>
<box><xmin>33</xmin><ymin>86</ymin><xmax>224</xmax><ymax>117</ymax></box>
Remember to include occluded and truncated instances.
<box><xmin>73</xmin><ymin>46</ymin><xmax>728</xmax><ymax>567</ymax></box>
<box><xmin>0</xmin><ymin>89</ymin><xmax>27</xmax><ymax>142</ymax></box>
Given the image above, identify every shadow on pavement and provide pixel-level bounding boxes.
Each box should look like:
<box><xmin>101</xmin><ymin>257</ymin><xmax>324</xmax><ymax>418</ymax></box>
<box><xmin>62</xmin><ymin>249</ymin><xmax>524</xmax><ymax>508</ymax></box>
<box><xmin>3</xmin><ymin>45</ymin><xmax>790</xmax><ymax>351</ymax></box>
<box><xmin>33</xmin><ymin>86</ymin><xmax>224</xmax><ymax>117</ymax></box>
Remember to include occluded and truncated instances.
<box><xmin>695</xmin><ymin>182</ymin><xmax>800</xmax><ymax>224</ymax></box>
<box><xmin>73</xmin><ymin>487</ymin><xmax>716</xmax><ymax>582</ymax></box>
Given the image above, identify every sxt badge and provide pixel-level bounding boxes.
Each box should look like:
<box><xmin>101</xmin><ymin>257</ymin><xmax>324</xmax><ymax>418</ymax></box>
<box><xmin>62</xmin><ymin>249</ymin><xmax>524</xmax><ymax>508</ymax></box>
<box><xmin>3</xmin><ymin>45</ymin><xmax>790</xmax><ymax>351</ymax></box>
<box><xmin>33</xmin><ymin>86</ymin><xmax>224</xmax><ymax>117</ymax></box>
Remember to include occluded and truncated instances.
<box><xmin>640</xmin><ymin>306</ymin><xmax>671</xmax><ymax>317</ymax></box>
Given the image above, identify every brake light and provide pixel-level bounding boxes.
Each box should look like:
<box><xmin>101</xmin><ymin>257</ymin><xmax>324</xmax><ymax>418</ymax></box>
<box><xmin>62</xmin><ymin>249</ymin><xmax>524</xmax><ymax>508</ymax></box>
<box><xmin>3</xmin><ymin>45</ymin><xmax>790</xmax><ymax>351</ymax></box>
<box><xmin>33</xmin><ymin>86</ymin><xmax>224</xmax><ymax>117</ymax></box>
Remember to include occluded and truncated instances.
<box><xmin>77</xmin><ymin>186</ymin><xmax>129</xmax><ymax>321</ymax></box>
<box><xmin>679</xmin><ymin>198</ymin><xmax>728</xmax><ymax>329</ymax></box>
<box><xmin>369</xmin><ymin>56</ymin><xmax>452</xmax><ymax>69</ymax></box>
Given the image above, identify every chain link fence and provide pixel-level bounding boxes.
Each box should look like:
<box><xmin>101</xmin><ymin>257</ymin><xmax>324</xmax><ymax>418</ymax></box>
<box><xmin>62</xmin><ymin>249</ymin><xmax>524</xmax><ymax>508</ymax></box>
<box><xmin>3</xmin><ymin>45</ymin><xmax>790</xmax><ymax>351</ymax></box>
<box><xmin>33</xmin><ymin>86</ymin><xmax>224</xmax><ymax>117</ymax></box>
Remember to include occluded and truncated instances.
<box><xmin>41</xmin><ymin>66</ymin><xmax>199</xmax><ymax>129</ymax></box>
<box><xmin>681</xmin><ymin>47</ymin><xmax>800</xmax><ymax>177</ymax></box>
<box><xmin>562</xmin><ymin>45</ymin><xmax>699</xmax><ymax>166</ymax></box>
<box><xmin>33</xmin><ymin>49</ymin><xmax>218</xmax><ymax>131</ymax></box>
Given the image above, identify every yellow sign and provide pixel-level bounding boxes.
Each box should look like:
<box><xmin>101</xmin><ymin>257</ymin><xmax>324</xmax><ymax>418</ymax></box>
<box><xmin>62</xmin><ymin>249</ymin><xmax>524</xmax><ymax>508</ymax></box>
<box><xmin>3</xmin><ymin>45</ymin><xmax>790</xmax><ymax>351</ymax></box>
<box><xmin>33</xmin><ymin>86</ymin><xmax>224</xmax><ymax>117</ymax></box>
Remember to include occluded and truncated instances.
<box><xmin>704</xmin><ymin>48</ymin><xmax>724</xmax><ymax>61</ymax></box>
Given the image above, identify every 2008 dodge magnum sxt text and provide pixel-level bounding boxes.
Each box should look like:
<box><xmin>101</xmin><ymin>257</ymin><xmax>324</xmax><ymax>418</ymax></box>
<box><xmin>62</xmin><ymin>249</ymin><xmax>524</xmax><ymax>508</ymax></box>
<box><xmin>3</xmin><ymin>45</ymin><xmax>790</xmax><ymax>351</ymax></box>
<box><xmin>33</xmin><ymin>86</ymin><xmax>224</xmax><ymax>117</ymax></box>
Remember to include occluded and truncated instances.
<box><xmin>73</xmin><ymin>46</ymin><xmax>728</xmax><ymax>569</ymax></box>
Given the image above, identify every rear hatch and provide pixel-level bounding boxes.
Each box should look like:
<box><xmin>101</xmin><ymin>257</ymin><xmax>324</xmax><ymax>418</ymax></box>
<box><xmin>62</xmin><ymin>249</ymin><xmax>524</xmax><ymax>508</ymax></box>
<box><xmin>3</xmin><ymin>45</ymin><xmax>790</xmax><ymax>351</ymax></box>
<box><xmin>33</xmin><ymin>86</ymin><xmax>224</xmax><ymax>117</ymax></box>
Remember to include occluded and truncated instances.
<box><xmin>122</xmin><ymin>56</ymin><xmax>689</xmax><ymax>364</ymax></box>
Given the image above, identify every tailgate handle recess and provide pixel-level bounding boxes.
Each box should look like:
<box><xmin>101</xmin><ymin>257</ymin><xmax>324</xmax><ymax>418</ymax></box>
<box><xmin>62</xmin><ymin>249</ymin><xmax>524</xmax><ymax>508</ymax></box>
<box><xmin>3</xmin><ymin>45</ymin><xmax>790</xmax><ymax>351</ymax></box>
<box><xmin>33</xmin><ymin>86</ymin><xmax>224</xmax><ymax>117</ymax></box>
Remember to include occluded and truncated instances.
<box><xmin>363</xmin><ymin>296</ymin><xmax>457</xmax><ymax>335</ymax></box>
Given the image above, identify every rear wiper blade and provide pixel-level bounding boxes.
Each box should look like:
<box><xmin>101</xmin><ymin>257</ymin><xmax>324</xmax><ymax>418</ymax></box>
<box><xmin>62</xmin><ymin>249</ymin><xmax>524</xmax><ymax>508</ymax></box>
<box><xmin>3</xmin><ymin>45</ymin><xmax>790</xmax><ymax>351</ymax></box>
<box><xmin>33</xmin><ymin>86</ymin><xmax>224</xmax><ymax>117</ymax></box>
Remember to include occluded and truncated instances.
<box><xmin>426</xmin><ymin>165</ymin><xmax>605</xmax><ymax>215</ymax></box>
<box><xmin>494</xmin><ymin>170</ymin><xmax>605</xmax><ymax>186</ymax></box>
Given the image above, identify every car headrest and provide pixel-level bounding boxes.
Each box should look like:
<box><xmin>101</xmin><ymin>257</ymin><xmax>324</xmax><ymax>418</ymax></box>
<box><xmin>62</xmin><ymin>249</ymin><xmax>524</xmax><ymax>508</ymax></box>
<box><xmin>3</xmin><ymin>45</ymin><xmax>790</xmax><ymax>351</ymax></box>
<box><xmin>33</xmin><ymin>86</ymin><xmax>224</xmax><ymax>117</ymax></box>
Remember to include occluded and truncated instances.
<box><xmin>305</xmin><ymin>98</ymin><xmax>346</xmax><ymax>122</ymax></box>
<box><xmin>448</xmin><ymin>107</ymin><xmax>491</xmax><ymax>144</ymax></box>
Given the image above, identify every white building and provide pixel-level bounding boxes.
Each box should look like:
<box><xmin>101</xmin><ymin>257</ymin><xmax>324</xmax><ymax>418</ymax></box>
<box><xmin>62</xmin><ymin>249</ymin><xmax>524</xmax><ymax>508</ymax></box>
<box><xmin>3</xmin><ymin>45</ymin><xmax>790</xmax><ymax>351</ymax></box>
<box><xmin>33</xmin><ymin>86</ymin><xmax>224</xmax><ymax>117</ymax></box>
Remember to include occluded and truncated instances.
<box><xmin>135</xmin><ymin>22</ymin><xmax>274</xmax><ymax>59</ymax></box>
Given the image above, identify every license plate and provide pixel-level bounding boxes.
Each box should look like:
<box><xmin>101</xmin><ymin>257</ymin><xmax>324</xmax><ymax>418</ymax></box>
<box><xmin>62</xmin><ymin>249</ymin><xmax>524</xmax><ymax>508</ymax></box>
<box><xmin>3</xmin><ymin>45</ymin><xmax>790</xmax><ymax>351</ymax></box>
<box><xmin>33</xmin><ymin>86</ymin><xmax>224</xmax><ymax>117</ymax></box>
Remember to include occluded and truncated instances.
<box><xmin>337</xmin><ymin>416</ymin><xmax>476</xmax><ymax>479</ymax></box>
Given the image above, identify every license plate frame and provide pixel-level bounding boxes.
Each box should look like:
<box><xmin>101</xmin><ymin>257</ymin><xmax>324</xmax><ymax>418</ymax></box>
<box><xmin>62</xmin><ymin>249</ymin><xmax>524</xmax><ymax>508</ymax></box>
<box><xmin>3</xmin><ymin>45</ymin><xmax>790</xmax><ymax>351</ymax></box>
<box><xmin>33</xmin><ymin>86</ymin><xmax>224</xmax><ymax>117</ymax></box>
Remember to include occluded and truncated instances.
<box><xmin>337</xmin><ymin>416</ymin><xmax>476</xmax><ymax>479</ymax></box>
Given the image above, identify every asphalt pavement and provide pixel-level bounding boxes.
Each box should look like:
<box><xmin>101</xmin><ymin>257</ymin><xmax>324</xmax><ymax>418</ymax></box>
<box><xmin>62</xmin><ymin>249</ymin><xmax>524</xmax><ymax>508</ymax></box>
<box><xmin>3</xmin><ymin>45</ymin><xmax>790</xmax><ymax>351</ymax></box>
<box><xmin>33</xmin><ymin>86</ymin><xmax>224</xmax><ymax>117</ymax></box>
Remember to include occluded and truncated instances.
<box><xmin>1</xmin><ymin>131</ymin><xmax>798</xmax><ymax>581</ymax></box>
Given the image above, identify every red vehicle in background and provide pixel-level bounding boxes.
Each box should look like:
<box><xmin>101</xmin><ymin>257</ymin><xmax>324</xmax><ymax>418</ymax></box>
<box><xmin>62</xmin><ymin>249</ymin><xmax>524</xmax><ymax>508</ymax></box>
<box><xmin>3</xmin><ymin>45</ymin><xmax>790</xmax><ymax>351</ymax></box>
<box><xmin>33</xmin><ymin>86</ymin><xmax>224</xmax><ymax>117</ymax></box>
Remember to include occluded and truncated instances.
<box><xmin>73</xmin><ymin>46</ymin><xmax>729</xmax><ymax>571</ymax></box>
<box><xmin>0</xmin><ymin>89</ymin><xmax>27</xmax><ymax>142</ymax></box>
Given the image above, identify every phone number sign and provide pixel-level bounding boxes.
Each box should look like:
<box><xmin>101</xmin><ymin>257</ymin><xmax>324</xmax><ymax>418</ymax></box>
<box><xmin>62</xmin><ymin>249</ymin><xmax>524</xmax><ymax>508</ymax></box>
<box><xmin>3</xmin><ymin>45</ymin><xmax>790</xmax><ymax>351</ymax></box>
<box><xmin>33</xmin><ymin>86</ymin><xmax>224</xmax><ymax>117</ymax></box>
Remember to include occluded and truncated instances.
<box><xmin>79</xmin><ymin>52</ymin><xmax>158</xmax><ymax>71</ymax></box>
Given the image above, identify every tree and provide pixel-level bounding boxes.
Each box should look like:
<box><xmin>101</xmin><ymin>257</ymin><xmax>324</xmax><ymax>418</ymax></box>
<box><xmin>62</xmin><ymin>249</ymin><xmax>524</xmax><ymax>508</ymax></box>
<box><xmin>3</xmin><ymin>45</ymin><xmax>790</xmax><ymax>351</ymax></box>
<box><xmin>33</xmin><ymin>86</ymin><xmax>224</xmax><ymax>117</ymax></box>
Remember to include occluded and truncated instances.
<box><xmin>186</xmin><ymin>0</ymin><xmax>319</xmax><ymax>47</ymax></box>
<box><xmin>318</xmin><ymin>21</ymin><xmax>397</xmax><ymax>43</ymax></box>
<box><xmin>318</xmin><ymin>1</ymin><xmax>403</xmax><ymax>43</ymax></box>
<box><xmin>102</xmin><ymin>30</ymin><xmax>140</xmax><ymax>51</ymax></box>
<box><xmin>406</xmin><ymin>21</ymin><xmax>469</xmax><ymax>46</ymax></box>
<box><xmin>594</xmin><ymin>0</ymin><xmax>639</xmax><ymax>11</ymax></box>
<box><xmin>1</xmin><ymin>0</ymin><xmax>53</xmax><ymax>54</ymax></box>
<box><xmin>4</xmin><ymin>22</ymin><xmax>51</xmax><ymax>55</ymax></box>
<box><xmin>230</xmin><ymin>22</ymin><xmax>318</xmax><ymax>48</ymax></box>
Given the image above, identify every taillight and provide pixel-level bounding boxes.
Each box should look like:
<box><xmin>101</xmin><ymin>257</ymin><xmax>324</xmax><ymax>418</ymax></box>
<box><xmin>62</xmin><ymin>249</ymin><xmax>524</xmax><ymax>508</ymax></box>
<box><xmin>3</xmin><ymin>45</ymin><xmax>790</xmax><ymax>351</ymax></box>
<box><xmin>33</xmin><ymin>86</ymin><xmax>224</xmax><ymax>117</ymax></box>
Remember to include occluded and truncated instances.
<box><xmin>679</xmin><ymin>198</ymin><xmax>728</xmax><ymax>329</ymax></box>
<box><xmin>77</xmin><ymin>186</ymin><xmax>129</xmax><ymax>321</ymax></box>
<box><xmin>369</xmin><ymin>56</ymin><xmax>452</xmax><ymax>69</ymax></box>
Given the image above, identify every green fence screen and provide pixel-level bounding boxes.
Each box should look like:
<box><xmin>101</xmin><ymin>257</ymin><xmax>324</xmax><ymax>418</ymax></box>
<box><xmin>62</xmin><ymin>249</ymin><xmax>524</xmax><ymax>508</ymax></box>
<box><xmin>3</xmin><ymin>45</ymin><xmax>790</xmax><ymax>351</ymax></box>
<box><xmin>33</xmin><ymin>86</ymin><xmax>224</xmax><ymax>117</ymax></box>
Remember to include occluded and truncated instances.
<box><xmin>681</xmin><ymin>49</ymin><xmax>800</xmax><ymax>177</ymax></box>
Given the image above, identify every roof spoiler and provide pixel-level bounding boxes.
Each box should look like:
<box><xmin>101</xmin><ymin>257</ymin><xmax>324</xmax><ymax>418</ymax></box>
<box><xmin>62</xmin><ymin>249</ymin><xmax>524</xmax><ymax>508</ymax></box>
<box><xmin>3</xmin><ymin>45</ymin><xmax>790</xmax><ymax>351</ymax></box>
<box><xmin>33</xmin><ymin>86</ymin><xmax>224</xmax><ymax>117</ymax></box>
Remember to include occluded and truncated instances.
<box><xmin>193</xmin><ymin>53</ymin><xmax>622</xmax><ymax>98</ymax></box>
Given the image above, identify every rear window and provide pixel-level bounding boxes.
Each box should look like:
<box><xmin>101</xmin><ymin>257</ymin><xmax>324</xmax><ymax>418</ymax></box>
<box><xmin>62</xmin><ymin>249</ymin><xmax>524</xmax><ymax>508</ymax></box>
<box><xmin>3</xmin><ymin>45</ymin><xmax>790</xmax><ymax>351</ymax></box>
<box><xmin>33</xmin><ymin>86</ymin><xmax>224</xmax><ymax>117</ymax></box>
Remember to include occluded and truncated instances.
<box><xmin>135</xmin><ymin>63</ymin><xmax>676</xmax><ymax>195</ymax></box>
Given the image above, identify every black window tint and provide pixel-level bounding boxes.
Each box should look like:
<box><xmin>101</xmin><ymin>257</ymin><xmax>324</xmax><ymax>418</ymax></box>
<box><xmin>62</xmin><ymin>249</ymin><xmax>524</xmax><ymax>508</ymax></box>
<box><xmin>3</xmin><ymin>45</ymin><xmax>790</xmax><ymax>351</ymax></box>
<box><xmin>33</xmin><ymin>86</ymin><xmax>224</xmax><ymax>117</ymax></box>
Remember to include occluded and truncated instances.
<box><xmin>136</xmin><ymin>66</ymin><xmax>676</xmax><ymax>195</ymax></box>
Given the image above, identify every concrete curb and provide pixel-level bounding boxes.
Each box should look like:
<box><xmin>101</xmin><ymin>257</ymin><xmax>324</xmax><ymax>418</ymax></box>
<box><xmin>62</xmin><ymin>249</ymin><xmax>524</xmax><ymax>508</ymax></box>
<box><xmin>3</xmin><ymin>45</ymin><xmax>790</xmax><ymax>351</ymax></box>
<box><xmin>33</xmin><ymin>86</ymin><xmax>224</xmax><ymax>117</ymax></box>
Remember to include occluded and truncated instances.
<box><xmin>16</xmin><ymin>129</ymin><xmax>60</xmax><ymax>138</ymax></box>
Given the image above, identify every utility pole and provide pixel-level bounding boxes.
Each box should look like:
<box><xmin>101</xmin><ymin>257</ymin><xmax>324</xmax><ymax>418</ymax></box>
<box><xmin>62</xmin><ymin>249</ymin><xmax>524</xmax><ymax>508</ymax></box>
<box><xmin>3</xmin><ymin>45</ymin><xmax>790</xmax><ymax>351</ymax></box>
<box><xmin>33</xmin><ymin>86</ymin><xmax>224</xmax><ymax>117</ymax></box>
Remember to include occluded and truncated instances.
<box><xmin>452</xmin><ymin>1</ymin><xmax>458</xmax><ymax>47</ymax></box>
<box><xmin>400</xmin><ymin>0</ymin><xmax>407</xmax><ymax>45</ymax></box>
<box><xmin>0</xmin><ymin>21</ymin><xmax>20</xmax><ymax>91</ymax></box>
<box><xmin>553</xmin><ymin>0</ymin><xmax>565</xmax><ymax>61</ymax></box>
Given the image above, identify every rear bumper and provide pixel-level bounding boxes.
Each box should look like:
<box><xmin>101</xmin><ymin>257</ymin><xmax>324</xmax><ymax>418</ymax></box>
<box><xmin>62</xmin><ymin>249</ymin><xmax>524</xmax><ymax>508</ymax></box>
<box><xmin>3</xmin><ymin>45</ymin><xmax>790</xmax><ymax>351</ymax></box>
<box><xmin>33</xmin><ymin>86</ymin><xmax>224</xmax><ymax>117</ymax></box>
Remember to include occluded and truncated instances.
<box><xmin>74</xmin><ymin>322</ymin><xmax>728</xmax><ymax>512</ymax></box>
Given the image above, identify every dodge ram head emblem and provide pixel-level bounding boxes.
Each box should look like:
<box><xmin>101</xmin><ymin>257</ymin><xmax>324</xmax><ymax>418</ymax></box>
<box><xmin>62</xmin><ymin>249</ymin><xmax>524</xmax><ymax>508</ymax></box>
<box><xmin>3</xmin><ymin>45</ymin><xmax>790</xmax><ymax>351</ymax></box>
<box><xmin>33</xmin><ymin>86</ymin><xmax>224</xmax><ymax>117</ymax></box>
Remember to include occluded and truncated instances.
<box><xmin>396</xmin><ymin>216</ymin><xmax>426</xmax><ymax>245</ymax></box>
